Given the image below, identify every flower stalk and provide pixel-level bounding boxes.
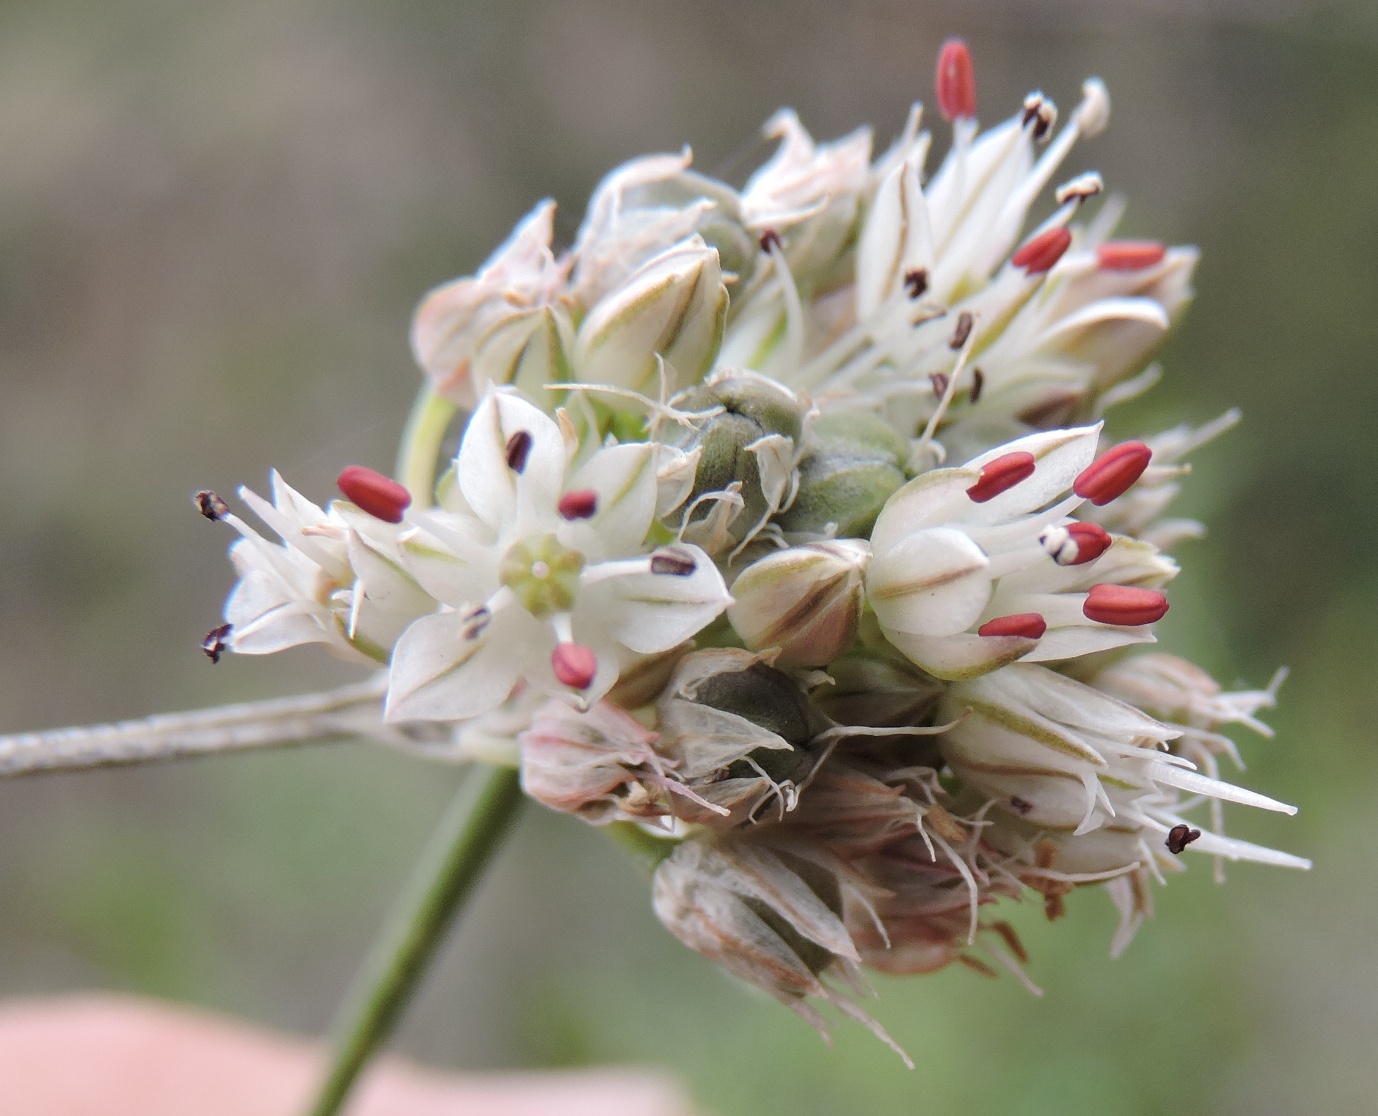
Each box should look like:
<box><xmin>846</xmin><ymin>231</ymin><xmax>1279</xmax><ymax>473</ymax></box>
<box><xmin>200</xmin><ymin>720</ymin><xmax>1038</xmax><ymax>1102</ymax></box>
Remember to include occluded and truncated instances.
<box><xmin>306</xmin><ymin>762</ymin><xmax>524</xmax><ymax>1116</ymax></box>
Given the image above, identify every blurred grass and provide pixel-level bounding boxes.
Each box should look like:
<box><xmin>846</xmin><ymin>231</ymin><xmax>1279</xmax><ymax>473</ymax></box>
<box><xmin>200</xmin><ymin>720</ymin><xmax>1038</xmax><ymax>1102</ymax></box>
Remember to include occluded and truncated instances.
<box><xmin>1</xmin><ymin>2</ymin><xmax>1375</xmax><ymax>1113</ymax></box>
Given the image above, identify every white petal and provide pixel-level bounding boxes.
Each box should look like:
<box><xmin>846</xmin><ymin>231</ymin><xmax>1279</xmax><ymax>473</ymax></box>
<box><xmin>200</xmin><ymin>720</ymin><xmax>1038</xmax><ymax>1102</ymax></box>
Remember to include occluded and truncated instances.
<box><xmin>868</xmin><ymin>528</ymin><xmax>991</xmax><ymax>637</ymax></box>
<box><xmin>962</xmin><ymin>424</ymin><xmax>1101</xmax><ymax>524</ymax></box>
<box><xmin>882</xmin><ymin>627</ymin><xmax>1035</xmax><ymax>682</ymax></box>
<box><xmin>560</xmin><ymin>442</ymin><xmax>658</xmax><ymax>561</ymax></box>
<box><xmin>869</xmin><ymin>468</ymin><xmax>980</xmax><ymax>555</ymax></box>
<box><xmin>1149</xmin><ymin>761</ymin><xmax>1298</xmax><ymax>815</ymax></box>
<box><xmin>386</xmin><ymin>605</ymin><xmax>547</xmax><ymax>723</ymax></box>
<box><xmin>1178</xmin><ymin>829</ymin><xmax>1311</xmax><ymax>870</ymax></box>
<box><xmin>857</xmin><ymin>153</ymin><xmax>934</xmax><ymax>320</ymax></box>
<box><xmin>576</xmin><ymin>547</ymin><xmax>731</xmax><ymax>655</ymax></box>
<box><xmin>456</xmin><ymin>389</ymin><xmax>566</xmax><ymax>537</ymax></box>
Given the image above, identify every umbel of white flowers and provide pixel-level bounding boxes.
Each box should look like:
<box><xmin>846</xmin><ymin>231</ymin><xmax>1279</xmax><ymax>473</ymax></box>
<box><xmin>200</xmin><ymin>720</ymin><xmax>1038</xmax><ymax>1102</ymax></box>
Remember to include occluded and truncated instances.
<box><xmin>2</xmin><ymin>37</ymin><xmax>1306</xmax><ymax>1059</ymax></box>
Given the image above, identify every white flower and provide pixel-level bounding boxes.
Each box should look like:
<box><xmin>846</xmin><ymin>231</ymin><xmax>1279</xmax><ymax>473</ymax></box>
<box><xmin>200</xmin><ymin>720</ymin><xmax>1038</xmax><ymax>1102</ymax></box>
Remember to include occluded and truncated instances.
<box><xmin>939</xmin><ymin>662</ymin><xmax>1304</xmax><ymax>843</ymax></box>
<box><xmin>865</xmin><ymin>424</ymin><xmax>1175</xmax><ymax>679</ymax></box>
<box><xmin>384</xmin><ymin>388</ymin><xmax>731</xmax><ymax>723</ymax></box>
<box><xmin>410</xmin><ymin>200</ymin><xmax>573</xmax><ymax>407</ymax></box>
<box><xmin>220</xmin><ymin>471</ymin><xmax>433</xmax><ymax>663</ymax></box>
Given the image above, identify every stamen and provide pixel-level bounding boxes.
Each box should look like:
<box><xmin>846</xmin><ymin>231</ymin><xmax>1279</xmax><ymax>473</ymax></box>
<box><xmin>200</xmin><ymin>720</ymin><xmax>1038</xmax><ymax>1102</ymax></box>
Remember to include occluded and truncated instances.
<box><xmin>557</xmin><ymin>489</ymin><xmax>598</xmax><ymax>520</ymax></box>
<box><xmin>1040</xmin><ymin>521</ymin><xmax>1112</xmax><ymax>565</ymax></box>
<box><xmin>201</xmin><ymin>624</ymin><xmax>232</xmax><ymax>664</ymax></box>
<box><xmin>1096</xmin><ymin>240</ymin><xmax>1167</xmax><ymax>271</ymax></box>
<box><xmin>758</xmin><ymin>228</ymin><xmax>783</xmax><ymax>253</ymax></box>
<box><xmin>977</xmin><ymin>613</ymin><xmax>1047</xmax><ymax>639</ymax></box>
<box><xmin>903</xmin><ymin>267</ymin><xmax>929</xmax><ymax>299</ymax></box>
<box><xmin>1083</xmin><ymin>584</ymin><xmax>1169</xmax><ymax>626</ymax></box>
<box><xmin>929</xmin><ymin>372</ymin><xmax>950</xmax><ymax>398</ymax></box>
<box><xmin>966</xmin><ymin>451</ymin><xmax>1036</xmax><ymax>503</ymax></box>
<box><xmin>193</xmin><ymin>490</ymin><xmax>229</xmax><ymax>521</ymax></box>
<box><xmin>935</xmin><ymin>38</ymin><xmax>976</xmax><ymax>122</ymax></box>
<box><xmin>505</xmin><ymin>430</ymin><xmax>534</xmax><ymax>473</ymax></box>
<box><xmin>949</xmin><ymin>309</ymin><xmax>974</xmax><ymax>350</ymax></box>
<box><xmin>1073</xmin><ymin>441</ymin><xmax>1152</xmax><ymax>505</ymax></box>
<box><xmin>1011</xmin><ymin>227</ymin><xmax>1072</xmax><ymax>275</ymax></box>
<box><xmin>1055</xmin><ymin>172</ymin><xmax>1103</xmax><ymax>205</ymax></box>
<box><xmin>650</xmin><ymin>547</ymin><xmax>698</xmax><ymax>576</ymax></box>
<box><xmin>551</xmin><ymin>642</ymin><xmax>598</xmax><ymax>690</ymax></box>
<box><xmin>969</xmin><ymin>367</ymin><xmax>985</xmax><ymax>403</ymax></box>
<box><xmin>1009</xmin><ymin>795</ymin><xmax>1033</xmax><ymax>816</ymax></box>
<box><xmin>1021</xmin><ymin>92</ymin><xmax>1057</xmax><ymax>141</ymax></box>
<box><xmin>336</xmin><ymin>466</ymin><xmax>411</xmax><ymax>524</ymax></box>
<box><xmin>1166</xmin><ymin>823</ymin><xmax>1202</xmax><ymax>855</ymax></box>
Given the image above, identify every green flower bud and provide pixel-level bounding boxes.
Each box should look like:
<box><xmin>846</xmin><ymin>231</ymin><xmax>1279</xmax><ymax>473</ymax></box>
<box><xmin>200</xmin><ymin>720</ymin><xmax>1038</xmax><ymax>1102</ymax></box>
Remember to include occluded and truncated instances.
<box><xmin>775</xmin><ymin>411</ymin><xmax>908</xmax><ymax>538</ymax></box>
<box><xmin>574</xmin><ymin>236</ymin><xmax>728</xmax><ymax>395</ymax></box>
<box><xmin>654</xmin><ymin>648</ymin><xmax>829</xmax><ymax>826</ymax></box>
<box><xmin>669</xmin><ymin>371</ymin><xmax>808</xmax><ymax>544</ymax></box>
<box><xmin>727</xmin><ymin>540</ymin><xmax>869</xmax><ymax>667</ymax></box>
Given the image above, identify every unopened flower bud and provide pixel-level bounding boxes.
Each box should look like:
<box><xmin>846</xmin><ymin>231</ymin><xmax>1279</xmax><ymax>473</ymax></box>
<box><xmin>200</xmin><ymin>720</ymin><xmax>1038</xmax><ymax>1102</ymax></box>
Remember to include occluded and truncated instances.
<box><xmin>410</xmin><ymin>200</ymin><xmax>569</xmax><ymax>407</ymax></box>
<box><xmin>775</xmin><ymin>411</ymin><xmax>908</xmax><ymax>538</ymax></box>
<box><xmin>670</xmin><ymin>371</ymin><xmax>808</xmax><ymax>543</ymax></box>
<box><xmin>655</xmin><ymin>648</ymin><xmax>830</xmax><ymax>825</ymax></box>
<box><xmin>727</xmin><ymin>540</ymin><xmax>870</xmax><ymax>666</ymax></box>
<box><xmin>574</xmin><ymin>236</ymin><xmax>728</xmax><ymax>395</ymax></box>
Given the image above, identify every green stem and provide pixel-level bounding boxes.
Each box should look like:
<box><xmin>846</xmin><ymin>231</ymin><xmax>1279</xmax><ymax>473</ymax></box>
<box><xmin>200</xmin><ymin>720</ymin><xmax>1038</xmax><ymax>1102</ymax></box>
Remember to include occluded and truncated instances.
<box><xmin>396</xmin><ymin>384</ymin><xmax>458</xmax><ymax>508</ymax></box>
<box><xmin>305</xmin><ymin>763</ymin><xmax>524</xmax><ymax>1116</ymax></box>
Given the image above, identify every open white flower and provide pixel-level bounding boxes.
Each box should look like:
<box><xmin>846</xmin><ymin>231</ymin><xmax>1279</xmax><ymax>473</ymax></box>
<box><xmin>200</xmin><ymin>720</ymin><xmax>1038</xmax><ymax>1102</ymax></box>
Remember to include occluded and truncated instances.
<box><xmin>385</xmin><ymin>388</ymin><xmax>731</xmax><ymax>723</ymax></box>
<box><xmin>865</xmin><ymin>424</ymin><xmax>1175</xmax><ymax>679</ymax></box>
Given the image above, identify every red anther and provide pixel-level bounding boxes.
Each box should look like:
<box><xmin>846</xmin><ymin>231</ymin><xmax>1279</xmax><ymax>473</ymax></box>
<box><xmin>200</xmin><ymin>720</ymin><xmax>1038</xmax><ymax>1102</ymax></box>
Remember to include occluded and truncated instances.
<box><xmin>1011</xmin><ymin>227</ymin><xmax>1072</xmax><ymax>275</ymax></box>
<box><xmin>977</xmin><ymin>613</ymin><xmax>1047</xmax><ymax>639</ymax></box>
<box><xmin>1083</xmin><ymin>584</ymin><xmax>1169</xmax><ymax>626</ymax></box>
<box><xmin>551</xmin><ymin>642</ymin><xmax>598</xmax><ymax>689</ymax></box>
<box><xmin>1074</xmin><ymin>441</ymin><xmax>1152</xmax><ymax>505</ymax></box>
<box><xmin>558</xmin><ymin>489</ymin><xmax>598</xmax><ymax>520</ymax></box>
<box><xmin>337</xmin><ymin>466</ymin><xmax>411</xmax><ymax>524</ymax></box>
<box><xmin>1065</xmin><ymin>522</ymin><xmax>1112</xmax><ymax>565</ymax></box>
<box><xmin>1096</xmin><ymin>240</ymin><xmax>1167</xmax><ymax>271</ymax></box>
<box><xmin>966</xmin><ymin>451</ymin><xmax>1036</xmax><ymax>503</ymax></box>
<box><xmin>936</xmin><ymin>39</ymin><xmax>977</xmax><ymax>122</ymax></box>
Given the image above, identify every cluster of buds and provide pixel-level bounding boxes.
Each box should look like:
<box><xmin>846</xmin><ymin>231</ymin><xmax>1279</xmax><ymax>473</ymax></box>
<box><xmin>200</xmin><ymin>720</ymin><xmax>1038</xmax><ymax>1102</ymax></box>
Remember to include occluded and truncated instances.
<box><xmin>182</xmin><ymin>39</ymin><xmax>1307</xmax><ymax>1053</ymax></box>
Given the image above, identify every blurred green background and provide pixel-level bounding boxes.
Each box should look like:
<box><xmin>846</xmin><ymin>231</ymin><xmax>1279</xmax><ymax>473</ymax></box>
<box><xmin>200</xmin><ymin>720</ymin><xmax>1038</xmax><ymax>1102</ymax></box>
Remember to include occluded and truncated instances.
<box><xmin>1</xmin><ymin>1</ymin><xmax>1375</xmax><ymax>1113</ymax></box>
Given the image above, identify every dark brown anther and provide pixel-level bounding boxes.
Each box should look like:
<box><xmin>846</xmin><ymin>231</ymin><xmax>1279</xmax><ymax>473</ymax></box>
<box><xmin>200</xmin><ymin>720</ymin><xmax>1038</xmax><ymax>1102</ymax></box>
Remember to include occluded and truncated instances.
<box><xmin>969</xmin><ymin>367</ymin><xmax>985</xmax><ymax>403</ymax></box>
<box><xmin>505</xmin><ymin>430</ymin><xmax>534</xmax><ymax>473</ymax></box>
<box><xmin>949</xmin><ymin>310</ymin><xmax>974</xmax><ymax>350</ymax></box>
<box><xmin>201</xmin><ymin>623</ymin><xmax>232</xmax><ymax>664</ymax></box>
<box><xmin>650</xmin><ymin>547</ymin><xmax>697</xmax><ymax>576</ymax></box>
<box><xmin>929</xmin><ymin>372</ymin><xmax>950</xmax><ymax>398</ymax></box>
<box><xmin>1021</xmin><ymin>93</ymin><xmax>1056</xmax><ymax>141</ymax></box>
<box><xmin>461</xmin><ymin>606</ymin><xmax>491</xmax><ymax>642</ymax></box>
<box><xmin>903</xmin><ymin>267</ymin><xmax>929</xmax><ymax>299</ymax></box>
<box><xmin>1044</xmin><ymin>892</ymin><xmax>1066</xmax><ymax>921</ymax></box>
<box><xmin>1166</xmin><ymin>824</ymin><xmax>1202</xmax><ymax>855</ymax></box>
<box><xmin>759</xmin><ymin>228</ymin><xmax>783</xmax><ymax>253</ymax></box>
<box><xmin>1009</xmin><ymin>795</ymin><xmax>1033</xmax><ymax>815</ymax></box>
<box><xmin>194</xmin><ymin>490</ymin><xmax>229</xmax><ymax>521</ymax></box>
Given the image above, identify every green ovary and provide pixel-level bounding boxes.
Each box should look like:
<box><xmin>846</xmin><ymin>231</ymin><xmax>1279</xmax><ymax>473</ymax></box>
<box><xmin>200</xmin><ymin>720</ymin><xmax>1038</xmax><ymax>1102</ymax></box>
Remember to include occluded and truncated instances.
<box><xmin>499</xmin><ymin>534</ymin><xmax>585</xmax><ymax>617</ymax></box>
